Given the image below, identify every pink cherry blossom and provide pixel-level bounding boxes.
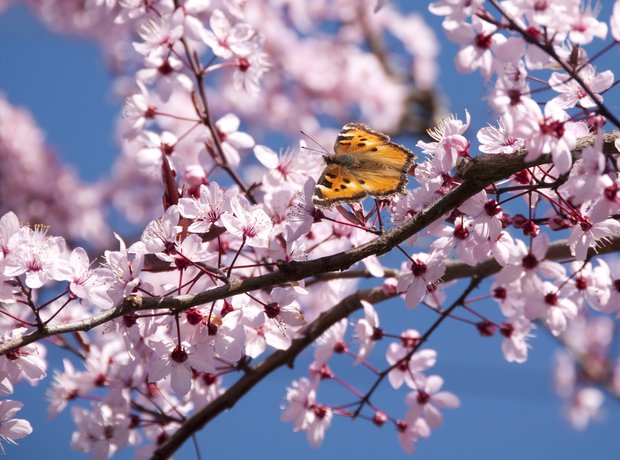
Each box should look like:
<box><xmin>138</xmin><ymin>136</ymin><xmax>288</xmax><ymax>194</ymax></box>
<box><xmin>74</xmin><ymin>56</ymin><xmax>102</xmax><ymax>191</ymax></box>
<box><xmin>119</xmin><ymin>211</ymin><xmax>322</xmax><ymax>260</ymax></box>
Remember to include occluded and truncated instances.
<box><xmin>233</xmin><ymin>51</ymin><xmax>270</xmax><ymax>95</ymax></box>
<box><xmin>135</xmin><ymin>205</ymin><xmax>182</xmax><ymax>255</ymax></box>
<box><xmin>200</xmin><ymin>9</ymin><xmax>260</xmax><ymax>59</ymax></box>
<box><xmin>220</xmin><ymin>195</ymin><xmax>273</xmax><ymax>248</ymax></box>
<box><xmin>554</xmin><ymin>350</ymin><xmax>577</xmax><ymax>398</ymax></box>
<box><xmin>500</xmin><ymin>317</ymin><xmax>535</xmax><ymax>363</ymax></box>
<box><xmin>417</xmin><ymin>112</ymin><xmax>470</xmax><ymax>174</ymax></box>
<box><xmin>0</xmin><ymin>400</ymin><xmax>32</xmax><ymax>453</ymax></box>
<box><xmin>397</xmin><ymin>251</ymin><xmax>447</xmax><ymax>308</ymax></box>
<box><xmin>510</xmin><ymin>99</ymin><xmax>588</xmax><ymax>174</ymax></box>
<box><xmin>490</xmin><ymin>62</ymin><xmax>532</xmax><ymax>114</ymax></box>
<box><xmin>89</xmin><ymin>234</ymin><xmax>144</xmax><ymax>309</ymax></box>
<box><xmin>562</xmin><ymin>261</ymin><xmax>610</xmax><ymax>312</ymax></box>
<box><xmin>459</xmin><ymin>191</ymin><xmax>504</xmax><ymax>241</ymax></box>
<box><xmin>148</xmin><ymin>340</ymin><xmax>214</xmax><ymax>396</ymax></box>
<box><xmin>0</xmin><ymin>329</ymin><xmax>47</xmax><ymax>383</ymax></box>
<box><xmin>304</xmin><ymin>402</ymin><xmax>333</xmax><ymax>448</ymax></box>
<box><xmin>477</xmin><ymin>116</ymin><xmax>524</xmax><ymax>154</ymax></box>
<box><xmin>444</xmin><ymin>16</ymin><xmax>505</xmax><ymax>80</ymax></box>
<box><xmin>429</xmin><ymin>0</ymin><xmax>484</xmax><ymax>20</ymax></box>
<box><xmin>565</xmin><ymin>387</ymin><xmax>605</xmax><ymax>430</ymax></box>
<box><xmin>178</xmin><ymin>182</ymin><xmax>233</xmax><ymax>232</ymax></box>
<box><xmin>66</xmin><ymin>247</ymin><xmax>97</xmax><ymax>301</ymax></box>
<box><xmin>287</xmin><ymin>178</ymin><xmax>322</xmax><ymax>243</ymax></box>
<box><xmin>612</xmin><ymin>0</ymin><xmax>620</xmax><ymax>41</ymax></box>
<box><xmin>47</xmin><ymin>359</ymin><xmax>90</xmax><ymax>418</ymax></box>
<box><xmin>123</xmin><ymin>80</ymin><xmax>157</xmax><ymax>140</ymax></box>
<box><xmin>207</xmin><ymin>113</ymin><xmax>255</xmax><ymax>167</ymax></box>
<box><xmin>512</xmin><ymin>0</ymin><xmax>578</xmax><ymax>31</ymax></box>
<box><xmin>314</xmin><ymin>319</ymin><xmax>347</xmax><ymax>366</ymax></box>
<box><xmin>281</xmin><ymin>377</ymin><xmax>332</xmax><ymax>447</ymax></box>
<box><xmin>135</xmin><ymin>130</ymin><xmax>180</xmax><ymax>174</ymax></box>
<box><xmin>133</xmin><ymin>15</ymin><xmax>184</xmax><ymax>58</ymax></box>
<box><xmin>254</xmin><ymin>144</ymin><xmax>320</xmax><ymax>189</ymax></box>
<box><xmin>560</xmin><ymin>131</ymin><xmax>606</xmax><ymax>205</ymax></box>
<box><xmin>567</xmin><ymin>4</ymin><xmax>608</xmax><ymax>44</ymax></box>
<box><xmin>590</xmin><ymin>259</ymin><xmax>620</xmax><ymax>314</ymax></box>
<box><xmin>189</xmin><ymin>372</ymin><xmax>225</xmax><ymax>410</ymax></box>
<box><xmin>523</xmin><ymin>282</ymin><xmax>579</xmax><ymax>336</ymax></box>
<box><xmin>396</xmin><ymin>417</ymin><xmax>431</xmax><ymax>455</ymax></box>
<box><xmin>432</xmin><ymin>219</ymin><xmax>480</xmax><ymax>265</ymax></box>
<box><xmin>264</xmin><ymin>286</ymin><xmax>307</xmax><ymax>329</ymax></box>
<box><xmin>386</xmin><ymin>330</ymin><xmax>437</xmax><ymax>389</ymax></box>
<box><xmin>136</xmin><ymin>54</ymin><xmax>193</xmax><ymax>102</ymax></box>
<box><xmin>405</xmin><ymin>375</ymin><xmax>460</xmax><ymax>429</ymax></box>
<box><xmin>3</xmin><ymin>227</ymin><xmax>71</xmax><ymax>289</ymax></box>
<box><xmin>177</xmin><ymin>0</ymin><xmax>211</xmax><ymax>41</ymax></box>
<box><xmin>70</xmin><ymin>403</ymin><xmax>131</xmax><ymax>460</ymax></box>
<box><xmin>549</xmin><ymin>65</ymin><xmax>614</xmax><ymax>109</ymax></box>
<box><xmin>191</xmin><ymin>306</ymin><xmax>245</xmax><ymax>365</ymax></box>
<box><xmin>564</xmin><ymin>315</ymin><xmax>614</xmax><ymax>363</ymax></box>
<box><xmin>282</xmin><ymin>380</ymin><xmax>316</xmax><ymax>428</ymax></box>
<box><xmin>354</xmin><ymin>300</ymin><xmax>382</xmax><ymax>365</ymax></box>
<box><xmin>568</xmin><ymin>217</ymin><xmax>620</xmax><ymax>261</ymax></box>
<box><xmin>496</xmin><ymin>233</ymin><xmax>566</xmax><ymax>298</ymax></box>
<box><xmin>244</xmin><ymin>319</ymin><xmax>290</xmax><ymax>357</ymax></box>
<box><xmin>0</xmin><ymin>211</ymin><xmax>20</xmax><ymax>265</ymax></box>
<box><xmin>589</xmin><ymin>175</ymin><xmax>620</xmax><ymax>223</ymax></box>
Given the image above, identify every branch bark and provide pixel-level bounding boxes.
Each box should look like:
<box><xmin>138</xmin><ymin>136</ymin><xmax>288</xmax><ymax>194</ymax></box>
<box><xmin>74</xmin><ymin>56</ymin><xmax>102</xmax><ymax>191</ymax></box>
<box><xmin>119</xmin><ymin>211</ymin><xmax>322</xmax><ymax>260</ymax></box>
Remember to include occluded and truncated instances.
<box><xmin>0</xmin><ymin>132</ymin><xmax>616</xmax><ymax>358</ymax></box>
<box><xmin>151</xmin><ymin>231</ymin><xmax>620</xmax><ymax>459</ymax></box>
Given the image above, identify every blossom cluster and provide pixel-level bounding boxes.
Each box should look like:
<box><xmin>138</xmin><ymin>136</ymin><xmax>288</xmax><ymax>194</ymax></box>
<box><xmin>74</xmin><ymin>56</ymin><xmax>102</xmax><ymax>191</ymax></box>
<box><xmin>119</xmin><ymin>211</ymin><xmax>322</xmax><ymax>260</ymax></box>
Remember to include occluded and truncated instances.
<box><xmin>0</xmin><ymin>96</ymin><xmax>111</xmax><ymax>247</ymax></box>
<box><xmin>16</xmin><ymin>0</ymin><xmax>438</xmax><ymax>223</ymax></box>
<box><xmin>0</xmin><ymin>0</ymin><xmax>620</xmax><ymax>458</ymax></box>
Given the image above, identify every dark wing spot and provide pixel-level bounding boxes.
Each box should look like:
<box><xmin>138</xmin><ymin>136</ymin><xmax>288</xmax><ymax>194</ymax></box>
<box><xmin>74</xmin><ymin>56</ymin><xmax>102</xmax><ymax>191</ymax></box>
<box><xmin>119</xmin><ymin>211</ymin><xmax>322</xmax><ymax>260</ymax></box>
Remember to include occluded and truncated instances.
<box><xmin>341</xmin><ymin>184</ymin><xmax>347</xmax><ymax>189</ymax></box>
<box><xmin>325</xmin><ymin>173</ymin><xmax>337</xmax><ymax>180</ymax></box>
<box><xmin>370</xmin><ymin>147</ymin><xmax>379</xmax><ymax>151</ymax></box>
<box><xmin>343</xmin><ymin>178</ymin><xmax>351</xmax><ymax>184</ymax></box>
<box><xmin>359</xmin><ymin>180</ymin><xmax>366</xmax><ymax>185</ymax></box>
<box><xmin>357</xmin><ymin>142</ymin><xmax>366</xmax><ymax>148</ymax></box>
<box><xmin>359</xmin><ymin>137</ymin><xmax>368</xmax><ymax>142</ymax></box>
<box><xmin>337</xmin><ymin>134</ymin><xmax>354</xmax><ymax>142</ymax></box>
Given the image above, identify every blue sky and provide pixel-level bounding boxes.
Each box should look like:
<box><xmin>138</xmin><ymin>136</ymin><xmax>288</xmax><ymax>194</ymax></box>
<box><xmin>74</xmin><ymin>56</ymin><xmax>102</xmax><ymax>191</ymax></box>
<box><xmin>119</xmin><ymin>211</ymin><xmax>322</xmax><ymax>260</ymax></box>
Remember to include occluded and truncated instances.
<box><xmin>1</xmin><ymin>3</ymin><xmax>620</xmax><ymax>460</ymax></box>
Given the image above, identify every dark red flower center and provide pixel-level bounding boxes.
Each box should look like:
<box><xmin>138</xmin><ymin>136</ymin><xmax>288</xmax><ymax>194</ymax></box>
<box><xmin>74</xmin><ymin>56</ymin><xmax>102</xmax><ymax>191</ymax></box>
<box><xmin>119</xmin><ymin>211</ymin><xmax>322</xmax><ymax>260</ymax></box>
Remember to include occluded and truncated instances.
<box><xmin>475</xmin><ymin>33</ymin><xmax>493</xmax><ymax>50</ymax></box>
<box><xmin>264</xmin><ymin>302</ymin><xmax>280</xmax><ymax>319</ymax></box>
<box><xmin>411</xmin><ymin>260</ymin><xmax>427</xmax><ymax>277</ymax></box>
<box><xmin>171</xmin><ymin>345</ymin><xmax>188</xmax><ymax>363</ymax></box>
<box><xmin>539</xmin><ymin>118</ymin><xmax>565</xmax><ymax>138</ymax></box>
<box><xmin>522</xmin><ymin>253</ymin><xmax>538</xmax><ymax>269</ymax></box>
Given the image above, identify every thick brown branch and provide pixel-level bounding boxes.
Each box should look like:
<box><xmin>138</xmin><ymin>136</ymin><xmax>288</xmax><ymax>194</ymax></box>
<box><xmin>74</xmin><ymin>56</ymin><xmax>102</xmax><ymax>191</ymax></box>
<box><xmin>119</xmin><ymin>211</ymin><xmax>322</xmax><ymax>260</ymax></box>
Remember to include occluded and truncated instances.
<box><xmin>151</xmin><ymin>231</ymin><xmax>620</xmax><ymax>459</ymax></box>
<box><xmin>0</xmin><ymin>132</ymin><xmax>616</xmax><ymax>357</ymax></box>
<box><xmin>151</xmin><ymin>287</ymin><xmax>389</xmax><ymax>460</ymax></box>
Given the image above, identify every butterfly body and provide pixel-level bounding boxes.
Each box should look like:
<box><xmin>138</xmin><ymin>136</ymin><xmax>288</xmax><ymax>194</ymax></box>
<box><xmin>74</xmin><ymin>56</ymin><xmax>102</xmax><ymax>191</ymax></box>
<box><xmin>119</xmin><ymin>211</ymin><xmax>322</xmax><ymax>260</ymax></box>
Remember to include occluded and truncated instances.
<box><xmin>313</xmin><ymin>123</ymin><xmax>416</xmax><ymax>209</ymax></box>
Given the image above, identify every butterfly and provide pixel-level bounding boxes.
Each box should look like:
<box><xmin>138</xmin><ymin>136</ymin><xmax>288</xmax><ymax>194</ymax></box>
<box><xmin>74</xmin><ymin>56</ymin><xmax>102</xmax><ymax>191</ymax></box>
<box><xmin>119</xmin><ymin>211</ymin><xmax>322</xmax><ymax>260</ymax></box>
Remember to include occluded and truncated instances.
<box><xmin>312</xmin><ymin>123</ymin><xmax>417</xmax><ymax>209</ymax></box>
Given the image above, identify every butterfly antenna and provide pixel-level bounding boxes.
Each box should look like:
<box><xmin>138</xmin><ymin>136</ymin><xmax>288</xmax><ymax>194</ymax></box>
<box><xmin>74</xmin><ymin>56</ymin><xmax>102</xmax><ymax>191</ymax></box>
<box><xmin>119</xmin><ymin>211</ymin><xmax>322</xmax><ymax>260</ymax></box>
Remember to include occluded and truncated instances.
<box><xmin>301</xmin><ymin>145</ymin><xmax>328</xmax><ymax>155</ymax></box>
<box><xmin>300</xmin><ymin>130</ymin><xmax>330</xmax><ymax>154</ymax></box>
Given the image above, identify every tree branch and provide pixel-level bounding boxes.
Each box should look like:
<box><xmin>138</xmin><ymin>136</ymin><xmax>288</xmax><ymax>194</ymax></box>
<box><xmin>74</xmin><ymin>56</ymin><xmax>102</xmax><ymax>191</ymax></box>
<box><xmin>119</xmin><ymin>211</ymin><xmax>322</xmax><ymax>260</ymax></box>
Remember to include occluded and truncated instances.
<box><xmin>0</xmin><ymin>132</ymin><xmax>616</xmax><ymax>357</ymax></box>
<box><xmin>151</xmin><ymin>229</ymin><xmax>620</xmax><ymax>459</ymax></box>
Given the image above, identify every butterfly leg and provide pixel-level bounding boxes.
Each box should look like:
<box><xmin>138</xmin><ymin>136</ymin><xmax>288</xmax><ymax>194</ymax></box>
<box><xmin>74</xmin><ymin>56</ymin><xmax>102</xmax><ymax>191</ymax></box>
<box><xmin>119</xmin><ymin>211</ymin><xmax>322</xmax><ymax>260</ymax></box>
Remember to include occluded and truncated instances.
<box><xmin>374</xmin><ymin>199</ymin><xmax>385</xmax><ymax>233</ymax></box>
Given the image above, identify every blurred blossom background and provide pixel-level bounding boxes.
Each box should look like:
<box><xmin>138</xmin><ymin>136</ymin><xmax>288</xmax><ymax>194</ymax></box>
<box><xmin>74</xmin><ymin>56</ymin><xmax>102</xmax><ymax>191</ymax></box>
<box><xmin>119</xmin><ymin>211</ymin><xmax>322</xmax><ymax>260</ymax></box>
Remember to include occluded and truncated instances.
<box><xmin>0</xmin><ymin>1</ymin><xmax>619</xmax><ymax>459</ymax></box>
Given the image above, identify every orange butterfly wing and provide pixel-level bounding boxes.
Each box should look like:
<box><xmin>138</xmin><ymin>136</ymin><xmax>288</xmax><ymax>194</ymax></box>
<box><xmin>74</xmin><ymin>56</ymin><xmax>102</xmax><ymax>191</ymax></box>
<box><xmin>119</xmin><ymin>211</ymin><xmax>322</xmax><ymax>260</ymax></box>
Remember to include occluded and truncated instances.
<box><xmin>313</xmin><ymin>164</ymin><xmax>367</xmax><ymax>208</ymax></box>
<box><xmin>313</xmin><ymin>123</ymin><xmax>416</xmax><ymax>209</ymax></box>
<box><xmin>334</xmin><ymin>123</ymin><xmax>414</xmax><ymax>171</ymax></box>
